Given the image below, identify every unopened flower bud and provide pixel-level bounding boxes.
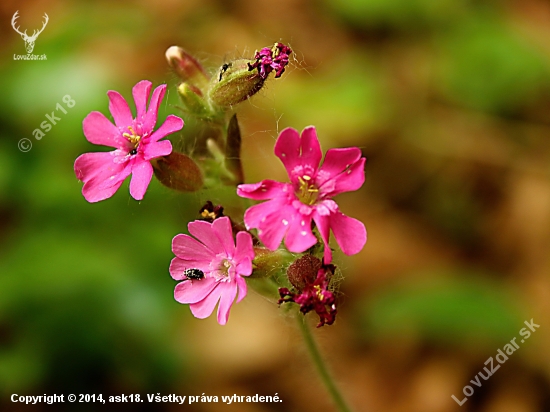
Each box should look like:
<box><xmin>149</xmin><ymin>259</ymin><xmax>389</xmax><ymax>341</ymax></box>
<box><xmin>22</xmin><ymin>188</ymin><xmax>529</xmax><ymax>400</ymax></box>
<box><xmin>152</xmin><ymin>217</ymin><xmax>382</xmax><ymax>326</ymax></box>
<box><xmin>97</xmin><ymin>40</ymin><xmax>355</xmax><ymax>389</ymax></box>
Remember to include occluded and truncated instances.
<box><xmin>207</xmin><ymin>59</ymin><xmax>265</xmax><ymax>108</ymax></box>
<box><xmin>152</xmin><ymin>151</ymin><xmax>203</xmax><ymax>192</ymax></box>
<box><xmin>250</xmin><ymin>247</ymin><xmax>294</xmax><ymax>278</ymax></box>
<box><xmin>165</xmin><ymin>46</ymin><xmax>209</xmax><ymax>91</ymax></box>
<box><xmin>177</xmin><ymin>83</ymin><xmax>212</xmax><ymax>117</ymax></box>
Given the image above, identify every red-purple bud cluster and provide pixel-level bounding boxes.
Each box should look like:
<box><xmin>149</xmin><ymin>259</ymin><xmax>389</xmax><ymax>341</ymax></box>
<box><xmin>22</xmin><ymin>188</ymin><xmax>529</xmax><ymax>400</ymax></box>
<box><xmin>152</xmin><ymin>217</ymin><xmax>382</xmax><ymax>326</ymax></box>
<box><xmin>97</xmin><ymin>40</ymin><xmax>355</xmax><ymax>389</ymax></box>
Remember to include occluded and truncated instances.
<box><xmin>279</xmin><ymin>256</ymin><xmax>337</xmax><ymax>327</ymax></box>
<box><xmin>248</xmin><ymin>43</ymin><xmax>292</xmax><ymax>80</ymax></box>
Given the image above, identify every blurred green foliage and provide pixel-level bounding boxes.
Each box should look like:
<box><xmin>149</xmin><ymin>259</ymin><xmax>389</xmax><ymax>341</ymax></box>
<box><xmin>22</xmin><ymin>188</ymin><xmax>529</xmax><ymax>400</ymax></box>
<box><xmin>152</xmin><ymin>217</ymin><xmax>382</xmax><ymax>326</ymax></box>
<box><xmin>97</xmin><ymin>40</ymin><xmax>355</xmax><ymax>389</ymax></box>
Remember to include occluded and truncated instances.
<box><xmin>357</xmin><ymin>272</ymin><xmax>526</xmax><ymax>349</ymax></box>
<box><xmin>436</xmin><ymin>14</ymin><xmax>550</xmax><ymax>112</ymax></box>
<box><xmin>324</xmin><ymin>0</ymin><xmax>468</xmax><ymax>29</ymax></box>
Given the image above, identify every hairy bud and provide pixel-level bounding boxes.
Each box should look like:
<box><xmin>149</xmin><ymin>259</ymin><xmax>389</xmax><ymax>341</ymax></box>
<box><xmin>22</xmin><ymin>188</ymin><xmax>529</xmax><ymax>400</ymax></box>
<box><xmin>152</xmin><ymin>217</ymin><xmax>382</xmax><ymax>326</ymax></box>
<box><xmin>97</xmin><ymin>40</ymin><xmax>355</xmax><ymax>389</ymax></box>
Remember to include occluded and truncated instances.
<box><xmin>152</xmin><ymin>152</ymin><xmax>203</xmax><ymax>192</ymax></box>
<box><xmin>177</xmin><ymin>83</ymin><xmax>212</xmax><ymax>117</ymax></box>
<box><xmin>208</xmin><ymin>59</ymin><xmax>266</xmax><ymax>108</ymax></box>
<box><xmin>165</xmin><ymin>46</ymin><xmax>209</xmax><ymax>91</ymax></box>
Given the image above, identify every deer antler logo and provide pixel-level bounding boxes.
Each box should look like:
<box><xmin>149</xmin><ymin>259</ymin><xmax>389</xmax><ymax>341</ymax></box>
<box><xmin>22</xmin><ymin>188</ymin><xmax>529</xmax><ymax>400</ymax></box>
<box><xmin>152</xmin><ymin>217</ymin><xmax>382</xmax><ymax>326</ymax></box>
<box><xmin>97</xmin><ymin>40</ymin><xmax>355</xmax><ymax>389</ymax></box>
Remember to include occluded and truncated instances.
<box><xmin>11</xmin><ymin>11</ymin><xmax>49</xmax><ymax>54</ymax></box>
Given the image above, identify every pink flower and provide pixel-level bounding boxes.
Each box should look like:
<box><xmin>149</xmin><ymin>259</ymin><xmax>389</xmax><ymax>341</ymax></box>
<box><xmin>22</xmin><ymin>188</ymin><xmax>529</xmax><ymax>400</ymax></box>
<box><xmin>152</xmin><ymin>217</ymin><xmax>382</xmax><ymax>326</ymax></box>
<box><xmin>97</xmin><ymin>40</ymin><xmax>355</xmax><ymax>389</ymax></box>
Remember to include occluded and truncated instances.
<box><xmin>169</xmin><ymin>217</ymin><xmax>254</xmax><ymax>325</ymax></box>
<box><xmin>237</xmin><ymin>126</ymin><xmax>366</xmax><ymax>263</ymax></box>
<box><xmin>74</xmin><ymin>80</ymin><xmax>184</xmax><ymax>202</ymax></box>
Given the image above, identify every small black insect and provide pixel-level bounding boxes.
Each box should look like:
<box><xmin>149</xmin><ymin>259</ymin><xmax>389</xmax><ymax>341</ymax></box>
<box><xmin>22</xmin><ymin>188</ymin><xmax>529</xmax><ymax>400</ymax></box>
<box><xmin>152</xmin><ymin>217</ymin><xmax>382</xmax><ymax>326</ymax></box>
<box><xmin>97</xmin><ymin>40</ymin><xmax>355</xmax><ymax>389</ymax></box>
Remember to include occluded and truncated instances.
<box><xmin>219</xmin><ymin>63</ymin><xmax>232</xmax><ymax>81</ymax></box>
<box><xmin>130</xmin><ymin>148</ymin><xmax>138</xmax><ymax>155</ymax></box>
<box><xmin>183</xmin><ymin>268</ymin><xmax>204</xmax><ymax>281</ymax></box>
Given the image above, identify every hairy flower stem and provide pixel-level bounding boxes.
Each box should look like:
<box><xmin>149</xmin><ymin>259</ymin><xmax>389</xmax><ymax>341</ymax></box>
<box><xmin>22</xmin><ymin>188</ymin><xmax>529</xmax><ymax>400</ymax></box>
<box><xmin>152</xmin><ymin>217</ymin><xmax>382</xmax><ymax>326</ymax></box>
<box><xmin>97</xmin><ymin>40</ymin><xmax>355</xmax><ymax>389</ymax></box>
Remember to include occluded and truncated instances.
<box><xmin>297</xmin><ymin>316</ymin><xmax>353</xmax><ymax>412</ymax></box>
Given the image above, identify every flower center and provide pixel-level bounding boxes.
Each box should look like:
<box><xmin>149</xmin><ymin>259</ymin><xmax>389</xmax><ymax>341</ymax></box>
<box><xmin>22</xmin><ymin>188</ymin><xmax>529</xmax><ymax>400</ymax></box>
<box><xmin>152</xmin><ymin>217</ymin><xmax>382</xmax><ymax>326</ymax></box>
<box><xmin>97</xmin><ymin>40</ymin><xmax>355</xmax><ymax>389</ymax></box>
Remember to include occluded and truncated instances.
<box><xmin>296</xmin><ymin>175</ymin><xmax>319</xmax><ymax>205</ymax></box>
<box><xmin>219</xmin><ymin>259</ymin><xmax>232</xmax><ymax>277</ymax></box>
<box><xmin>122</xmin><ymin>126</ymin><xmax>141</xmax><ymax>153</ymax></box>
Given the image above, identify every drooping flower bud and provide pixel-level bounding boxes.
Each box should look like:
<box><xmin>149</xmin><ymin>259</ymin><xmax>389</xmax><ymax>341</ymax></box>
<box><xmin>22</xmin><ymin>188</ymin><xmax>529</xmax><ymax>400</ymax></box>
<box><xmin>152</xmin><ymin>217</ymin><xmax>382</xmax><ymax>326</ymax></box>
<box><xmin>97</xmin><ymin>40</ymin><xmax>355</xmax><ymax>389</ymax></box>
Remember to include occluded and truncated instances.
<box><xmin>165</xmin><ymin>46</ymin><xmax>210</xmax><ymax>91</ymax></box>
<box><xmin>152</xmin><ymin>152</ymin><xmax>203</xmax><ymax>192</ymax></box>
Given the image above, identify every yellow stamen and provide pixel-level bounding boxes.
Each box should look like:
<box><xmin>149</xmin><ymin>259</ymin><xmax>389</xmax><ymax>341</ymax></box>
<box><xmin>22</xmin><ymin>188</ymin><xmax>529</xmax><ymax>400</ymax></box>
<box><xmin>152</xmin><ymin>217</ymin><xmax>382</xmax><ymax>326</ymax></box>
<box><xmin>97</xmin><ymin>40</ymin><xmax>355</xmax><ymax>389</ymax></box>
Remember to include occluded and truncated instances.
<box><xmin>122</xmin><ymin>126</ymin><xmax>141</xmax><ymax>146</ymax></box>
<box><xmin>297</xmin><ymin>176</ymin><xmax>319</xmax><ymax>205</ymax></box>
<box><xmin>201</xmin><ymin>210</ymin><xmax>217</xmax><ymax>220</ymax></box>
<box><xmin>314</xmin><ymin>285</ymin><xmax>325</xmax><ymax>302</ymax></box>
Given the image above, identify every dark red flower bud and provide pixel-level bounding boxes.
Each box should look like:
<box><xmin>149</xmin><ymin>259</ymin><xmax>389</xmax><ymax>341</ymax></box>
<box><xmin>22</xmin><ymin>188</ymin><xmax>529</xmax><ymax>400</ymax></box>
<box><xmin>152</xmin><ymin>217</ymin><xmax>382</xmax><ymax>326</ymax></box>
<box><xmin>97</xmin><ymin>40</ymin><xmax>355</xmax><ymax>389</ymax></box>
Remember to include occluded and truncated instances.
<box><xmin>152</xmin><ymin>152</ymin><xmax>203</xmax><ymax>192</ymax></box>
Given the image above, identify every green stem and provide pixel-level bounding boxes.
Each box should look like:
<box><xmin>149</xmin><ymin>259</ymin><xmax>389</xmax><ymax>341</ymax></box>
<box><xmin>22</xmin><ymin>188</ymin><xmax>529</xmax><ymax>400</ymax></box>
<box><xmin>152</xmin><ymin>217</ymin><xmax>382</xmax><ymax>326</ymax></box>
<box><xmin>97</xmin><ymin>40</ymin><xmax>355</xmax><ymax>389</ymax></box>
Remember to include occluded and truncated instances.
<box><xmin>297</xmin><ymin>315</ymin><xmax>353</xmax><ymax>412</ymax></box>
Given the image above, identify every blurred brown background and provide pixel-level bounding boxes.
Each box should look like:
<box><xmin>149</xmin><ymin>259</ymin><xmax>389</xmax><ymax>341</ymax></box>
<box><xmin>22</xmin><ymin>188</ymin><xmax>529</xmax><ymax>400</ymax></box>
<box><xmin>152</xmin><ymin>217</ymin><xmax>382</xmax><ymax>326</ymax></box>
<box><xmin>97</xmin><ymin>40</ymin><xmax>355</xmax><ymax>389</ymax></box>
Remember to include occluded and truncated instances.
<box><xmin>0</xmin><ymin>0</ymin><xmax>549</xmax><ymax>411</ymax></box>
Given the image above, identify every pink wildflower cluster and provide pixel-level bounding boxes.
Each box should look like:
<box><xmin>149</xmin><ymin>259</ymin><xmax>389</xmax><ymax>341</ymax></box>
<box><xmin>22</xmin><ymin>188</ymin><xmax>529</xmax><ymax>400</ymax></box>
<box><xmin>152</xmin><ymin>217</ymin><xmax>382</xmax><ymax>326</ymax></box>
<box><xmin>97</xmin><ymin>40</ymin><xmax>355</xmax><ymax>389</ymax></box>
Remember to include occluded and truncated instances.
<box><xmin>76</xmin><ymin>48</ymin><xmax>367</xmax><ymax>326</ymax></box>
<box><xmin>248</xmin><ymin>43</ymin><xmax>292</xmax><ymax>79</ymax></box>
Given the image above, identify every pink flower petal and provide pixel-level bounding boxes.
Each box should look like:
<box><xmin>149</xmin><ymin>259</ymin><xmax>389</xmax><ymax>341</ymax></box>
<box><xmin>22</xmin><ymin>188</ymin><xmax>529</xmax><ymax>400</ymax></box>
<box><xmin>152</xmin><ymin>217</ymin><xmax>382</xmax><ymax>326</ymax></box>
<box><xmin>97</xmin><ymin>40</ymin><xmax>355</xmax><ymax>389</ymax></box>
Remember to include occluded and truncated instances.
<box><xmin>235</xmin><ymin>231</ymin><xmax>254</xmax><ymax>269</ymax></box>
<box><xmin>81</xmin><ymin>177</ymin><xmax>126</xmax><ymax>203</ymax></box>
<box><xmin>107</xmin><ymin>90</ymin><xmax>133</xmax><ymax>130</ymax></box>
<box><xmin>243</xmin><ymin>198</ymin><xmax>287</xmax><ymax>229</ymax></box>
<box><xmin>313</xmin><ymin>213</ymin><xmax>333</xmax><ymax>264</ymax></box>
<box><xmin>175</xmin><ymin>276</ymin><xmax>217</xmax><ymax>304</ymax></box>
<box><xmin>257</xmin><ymin>207</ymin><xmax>293</xmax><ymax>250</ymax></box>
<box><xmin>299</xmin><ymin>126</ymin><xmax>323</xmax><ymax>173</ymax></box>
<box><xmin>142</xmin><ymin>140</ymin><xmax>172</xmax><ymax>161</ymax></box>
<box><xmin>172</xmin><ymin>234</ymin><xmax>214</xmax><ymax>261</ymax></box>
<box><xmin>274</xmin><ymin>127</ymin><xmax>301</xmax><ymax>176</ymax></box>
<box><xmin>74</xmin><ymin>152</ymin><xmax>117</xmax><ymax>182</ymax></box>
<box><xmin>143</xmin><ymin>84</ymin><xmax>167</xmax><ymax>133</ymax></box>
<box><xmin>275</xmin><ymin>126</ymin><xmax>322</xmax><ymax>183</ymax></box>
<box><xmin>317</xmin><ymin>147</ymin><xmax>361</xmax><ymax>185</ymax></box>
<box><xmin>189</xmin><ymin>285</ymin><xmax>221</xmax><ymax>319</ymax></box>
<box><xmin>216</xmin><ymin>282</ymin><xmax>238</xmax><ymax>325</ymax></box>
<box><xmin>169</xmin><ymin>257</ymin><xmax>211</xmax><ymax>280</ymax></box>
<box><xmin>148</xmin><ymin>115</ymin><xmax>184</xmax><ymax>143</ymax></box>
<box><xmin>82</xmin><ymin>112</ymin><xmax>125</xmax><ymax>149</ymax></box>
<box><xmin>132</xmin><ymin>80</ymin><xmax>152</xmax><ymax>123</ymax></box>
<box><xmin>75</xmin><ymin>152</ymin><xmax>130</xmax><ymax>203</ymax></box>
<box><xmin>129</xmin><ymin>160</ymin><xmax>153</xmax><ymax>200</ymax></box>
<box><xmin>237</xmin><ymin>180</ymin><xmax>290</xmax><ymax>201</ymax></box>
<box><xmin>188</xmin><ymin>220</ymin><xmax>225</xmax><ymax>255</ymax></box>
<box><xmin>212</xmin><ymin>217</ymin><xmax>236</xmax><ymax>257</ymax></box>
<box><xmin>330</xmin><ymin>212</ymin><xmax>366</xmax><ymax>256</ymax></box>
<box><xmin>283</xmin><ymin>214</ymin><xmax>317</xmax><ymax>253</ymax></box>
<box><xmin>323</xmin><ymin>157</ymin><xmax>365</xmax><ymax>196</ymax></box>
<box><xmin>235</xmin><ymin>276</ymin><xmax>248</xmax><ymax>303</ymax></box>
<box><xmin>235</xmin><ymin>258</ymin><xmax>252</xmax><ymax>277</ymax></box>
